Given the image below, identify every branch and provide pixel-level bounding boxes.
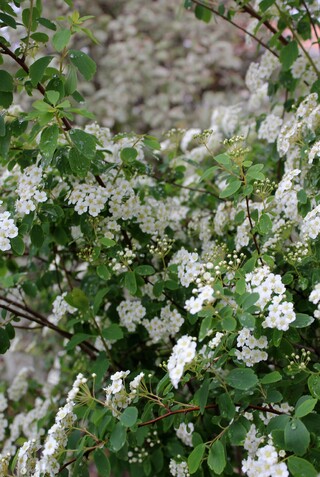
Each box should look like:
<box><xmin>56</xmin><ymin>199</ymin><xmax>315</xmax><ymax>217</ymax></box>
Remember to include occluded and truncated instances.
<box><xmin>245</xmin><ymin>196</ymin><xmax>263</xmax><ymax>265</ymax></box>
<box><xmin>138</xmin><ymin>402</ymin><xmax>284</xmax><ymax>427</ymax></box>
<box><xmin>189</xmin><ymin>0</ymin><xmax>279</xmax><ymax>57</ymax></box>
<box><xmin>0</xmin><ymin>41</ymin><xmax>107</xmax><ymax>189</ymax></box>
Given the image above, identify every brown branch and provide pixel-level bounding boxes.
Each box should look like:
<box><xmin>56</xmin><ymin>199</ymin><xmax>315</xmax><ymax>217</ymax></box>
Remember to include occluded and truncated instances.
<box><xmin>0</xmin><ymin>41</ymin><xmax>106</xmax><ymax>189</ymax></box>
<box><xmin>189</xmin><ymin>0</ymin><xmax>279</xmax><ymax>57</ymax></box>
<box><xmin>0</xmin><ymin>297</ymin><xmax>97</xmax><ymax>358</ymax></box>
<box><xmin>245</xmin><ymin>196</ymin><xmax>263</xmax><ymax>265</ymax></box>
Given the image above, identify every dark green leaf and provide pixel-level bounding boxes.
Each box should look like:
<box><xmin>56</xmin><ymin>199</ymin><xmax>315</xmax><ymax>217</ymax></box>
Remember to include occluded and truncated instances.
<box><xmin>0</xmin><ymin>13</ymin><xmax>16</xmax><ymax>28</ymax></box>
<box><xmin>101</xmin><ymin>324</ymin><xmax>123</xmax><ymax>341</ymax></box>
<box><xmin>290</xmin><ymin>313</ymin><xmax>314</xmax><ymax>328</ymax></box>
<box><xmin>120</xmin><ymin>407</ymin><xmax>138</xmax><ymax>427</ymax></box>
<box><xmin>0</xmin><ymin>71</ymin><xmax>13</xmax><ymax>92</ymax></box>
<box><xmin>124</xmin><ymin>271</ymin><xmax>137</xmax><ymax>295</ymax></box>
<box><xmin>0</xmin><ymin>92</ymin><xmax>13</xmax><ymax>108</ymax></box>
<box><xmin>30</xmin><ymin>224</ymin><xmax>44</xmax><ymax>248</ymax></box>
<box><xmin>39</xmin><ymin>124</ymin><xmax>59</xmax><ymax>163</ymax></box>
<box><xmin>207</xmin><ymin>440</ymin><xmax>226</xmax><ymax>475</ymax></box>
<box><xmin>287</xmin><ymin>456</ymin><xmax>317</xmax><ymax>477</ymax></box>
<box><xmin>96</xmin><ymin>265</ymin><xmax>110</xmax><ymax>281</ymax></box>
<box><xmin>295</xmin><ymin>396</ymin><xmax>317</xmax><ymax>418</ymax></box>
<box><xmin>284</xmin><ymin>418</ymin><xmax>310</xmax><ymax>455</ymax></box>
<box><xmin>280</xmin><ymin>41</ymin><xmax>299</xmax><ymax>71</ymax></box>
<box><xmin>188</xmin><ymin>443</ymin><xmax>206</xmax><ymax>474</ymax></box>
<box><xmin>135</xmin><ymin>265</ymin><xmax>155</xmax><ymax>276</ymax></box>
<box><xmin>94</xmin><ymin>449</ymin><xmax>111</xmax><ymax>477</ymax></box>
<box><xmin>10</xmin><ymin>236</ymin><xmax>25</xmax><ymax>256</ymax></box>
<box><xmin>66</xmin><ymin>333</ymin><xmax>92</xmax><ymax>351</ymax></box>
<box><xmin>109</xmin><ymin>422</ymin><xmax>127</xmax><ymax>451</ymax></box>
<box><xmin>260</xmin><ymin>371</ymin><xmax>282</xmax><ymax>384</ymax></box>
<box><xmin>68</xmin><ymin>148</ymin><xmax>90</xmax><ymax>178</ymax></box>
<box><xmin>69</xmin><ymin>128</ymin><xmax>96</xmax><ymax>159</ymax></box>
<box><xmin>120</xmin><ymin>147</ymin><xmax>138</xmax><ymax>163</ymax></box>
<box><xmin>308</xmin><ymin>375</ymin><xmax>320</xmax><ymax>399</ymax></box>
<box><xmin>195</xmin><ymin>5</ymin><xmax>212</xmax><ymax>23</ymax></box>
<box><xmin>29</xmin><ymin>56</ymin><xmax>53</xmax><ymax>86</ymax></box>
<box><xmin>226</xmin><ymin>368</ymin><xmax>258</xmax><ymax>390</ymax></box>
<box><xmin>69</xmin><ymin>49</ymin><xmax>96</xmax><ymax>80</ymax></box>
<box><xmin>0</xmin><ymin>328</ymin><xmax>10</xmax><ymax>354</ymax></box>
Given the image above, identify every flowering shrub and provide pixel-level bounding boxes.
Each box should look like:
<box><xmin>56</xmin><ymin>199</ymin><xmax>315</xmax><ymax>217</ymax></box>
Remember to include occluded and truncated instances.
<box><xmin>1</xmin><ymin>1</ymin><xmax>320</xmax><ymax>476</ymax></box>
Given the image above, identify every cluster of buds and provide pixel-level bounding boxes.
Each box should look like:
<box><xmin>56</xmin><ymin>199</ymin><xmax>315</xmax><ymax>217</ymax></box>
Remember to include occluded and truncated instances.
<box><xmin>223</xmin><ymin>135</ymin><xmax>250</xmax><ymax>163</ymax></box>
<box><xmin>286</xmin><ymin>349</ymin><xmax>311</xmax><ymax>375</ymax></box>
<box><xmin>128</xmin><ymin>447</ymin><xmax>149</xmax><ymax>464</ymax></box>
<box><xmin>253</xmin><ymin>178</ymin><xmax>276</xmax><ymax>200</ymax></box>
<box><xmin>193</xmin><ymin>128</ymin><xmax>213</xmax><ymax>145</ymax></box>
<box><xmin>149</xmin><ymin>235</ymin><xmax>174</xmax><ymax>258</ymax></box>
<box><xmin>285</xmin><ymin>240</ymin><xmax>309</xmax><ymax>263</ymax></box>
<box><xmin>78</xmin><ymin>245</ymin><xmax>94</xmax><ymax>261</ymax></box>
<box><xmin>111</xmin><ymin>247</ymin><xmax>136</xmax><ymax>272</ymax></box>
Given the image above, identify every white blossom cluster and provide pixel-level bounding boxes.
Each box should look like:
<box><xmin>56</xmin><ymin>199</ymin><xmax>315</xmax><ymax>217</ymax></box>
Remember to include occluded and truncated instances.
<box><xmin>274</xmin><ymin>169</ymin><xmax>301</xmax><ymax>221</ymax></box>
<box><xmin>277</xmin><ymin>93</ymin><xmax>320</xmax><ymax>158</ymax></box>
<box><xmin>309</xmin><ymin>283</ymin><xmax>320</xmax><ymax>319</ymax></box>
<box><xmin>185</xmin><ymin>284</ymin><xmax>214</xmax><ymax>315</ymax></box>
<box><xmin>142</xmin><ymin>304</ymin><xmax>184</xmax><ymax>344</ymax></box>
<box><xmin>170</xmin><ymin>248</ymin><xmax>203</xmax><ymax>287</ymax></box>
<box><xmin>17</xmin><ymin>373</ymin><xmax>86</xmax><ymax>477</ymax></box>
<box><xmin>301</xmin><ymin>204</ymin><xmax>320</xmax><ymax>241</ymax></box>
<box><xmin>258</xmin><ymin>114</ymin><xmax>283</xmax><ymax>144</ymax></box>
<box><xmin>167</xmin><ymin>335</ymin><xmax>197</xmax><ymax>388</ymax></box>
<box><xmin>308</xmin><ymin>140</ymin><xmax>320</xmax><ymax>164</ymax></box>
<box><xmin>246</xmin><ymin>266</ymin><xmax>296</xmax><ymax>331</ymax></box>
<box><xmin>68</xmin><ymin>177</ymin><xmax>110</xmax><ymax>216</ymax></box>
<box><xmin>0</xmin><ymin>454</ymin><xmax>10</xmax><ymax>477</ymax></box>
<box><xmin>104</xmin><ymin>371</ymin><xmax>144</xmax><ymax>417</ymax></box>
<box><xmin>49</xmin><ymin>292</ymin><xmax>77</xmax><ymax>325</ymax></box>
<box><xmin>117</xmin><ymin>299</ymin><xmax>146</xmax><ymax>332</ymax></box>
<box><xmin>242</xmin><ymin>441</ymin><xmax>288</xmax><ymax>477</ymax></box>
<box><xmin>259</xmin><ymin>402</ymin><xmax>293</xmax><ymax>425</ymax></box>
<box><xmin>175</xmin><ymin>422</ymin><xmax>194</xmax><ymax>447</ymax></box>
<box><xmin>169</xmin><ymin>459</ymin><xmax>190</xmax><ymax>477</ymax></box>
<box><xmin>15</xmin><ymin>165</ymin><xmax>47</xmax><ymax>215</ymax></box>
<box><xmin>7</xmin><ymin>367</ymin><xmax>33</xmax><ymax>402</ymax></box>
<box><xmin>235</xmin><ymin>328</ymin><xmax>268</xmax><ymax>367</ymax></box>
<box><xmin>0</xmin><ymin>208</ymin><xmax>18</xmax><ymax>252</ymax></box>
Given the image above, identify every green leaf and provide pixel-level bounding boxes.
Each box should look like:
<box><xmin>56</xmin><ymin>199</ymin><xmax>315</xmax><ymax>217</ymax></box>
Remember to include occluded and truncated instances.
<box><xmin>246</xmin><ymin>164</ymin><xmax>265</xmax><ymax>180</ymax></box>
<box><xmin>260</xmin><ymin>371</ymin><xmax>282</xmax><ymax>384</ymax></box>
<box><xmin>0</xmin><ymin>71</ymin><xmax>13</xmax><ymax>92</ymax></box>
<box><xmin>39</xmin><ymin>124</ymin><xmax>59</xmax><ymax>163</ymax></box>
<box><xmin>242</xmin><ymin>292</ymin><xmax>259</xmax><ymax>310</ymax></box>
<box><xmin>143</xmin><ymin>135</ymin><xmax>161</xmax><ymax>150</ymax></box>
<box><xmin>259</xmin><ymin>0</ymin><xmax>276</xmax><ymax>11</ymax></box>
<box><xmin>287</xmin><ymin>456</ymin><xmax>317</xmax><ymax>477</ymax></box>
<box><xmin>280</xmin><ymin>40</ymin><xmax>299</xmax><ymax>71</ymax></box>
<box><xmin>120</xmin><ymin>407</ymin><xmax>138</xmax><ymax>427</ymax></box>
<box><xmin>65</xmin><ymin>288</ymin><xmax>89</xmax><ymax>312</ymax></box>
<box><xmin>226</xmin><ymin>368</ymin><xmax>258</xmax><ymax>390</ymax></box>
<box><xmin>30</xmin><ymin>32</ymin><xmax>49</xmax><ymax>43</ymax></box>
<box><xmin>102</xmin><ymin>324</ymin><xmax>123</xmax><ymax>341</ymax></box>
<box><xmin>188</xmin><ymin>443</ymin><xmax>206</xmax><ymax>474</ymax></box>
<box><xmin>195</xmin><ymin>5</ymin><xmax>212</xmax><ymax>23</ymax></box>
<box><xmin>238</xmin><ymin>312</ymin><xmax>255</xmax><ymax>328</ymax></box>
<box><xmin>0</xmin><ymin>328</ymin><xmax>10</xmax><ymax>354</ymax></box>
<box><xmin>308</xmin><ymin>375</ymin><xmax>320</xmax><ymax>399</ymax></box>
<box><xmin>124</xmin><ymin>271</ymin><xmax>137</xmax><ymax>295</ymax></box>
<box><xmin>284</xmin><ymin>418</ymin><xmax>310</xmax><ymax>456</ymax></box>
<box><xmin>38</xmin><ymin>17</ymin><xmax>57</xmax><ymax>30</ymax></box>
<box><xmin>10</xmin><ymin>236</ymin><xmax>25</xmax><ymax>256</ymax></box>
<box><xmin>198</xmin><ymin>379</ymin><xmax>210</xmax><ymax>414</ymax></box>
<box><xmin>258</xmin><ymin>213</ymin><xmax>272</xmax><ymax>235</ymax></box>
<box><xmin>290</xmin><ymin>313</ymin><xmax>314</xmax><ymax>328</ymax></box>
<box><xmin>69</xmin><ymin>49</ymin><xmax>96</xmax><ymax>80</ymax></box>
<box><xmin>46</xmin><ymin>90</ymin><xmax>60</xmax><ymax>106</ymax></box>
<box><xmin>295</xmin><ymin>396</ymin><xmax>317</xmax><ymax>418</ymax></box>
<box><xmin>0</xmin><ymin>115</ymin><xmax>5</xmax><ymax>137</ymax></box>
<box><xmin>94</xmin><ymin>449</ymin><xmax>111</xmax><ymax>477</ymax></box>
<box><xmin>199</xmin><ymin>166</ymin><xmax>218</xmax><ymax>182</ymax></box>
<box><xmin>120</xmin><ymin>147</ymin><xmax>138</xmax><ymax>163</ymax></box>
<box><xmin>100</xmin><ymin>238</ymin><xmax>116</xmax><ymax>248</ymax></box>
<box><xmin>30</xmin><ymin>224</ymin><xmax>44</xmax><ymax>248</ymax></box>
<box><xmin>236</xmin><ymin>277</ymin><xmax>246</xmax><ymax>295</ymax></box>
<box><xmin>0</xmin><ymin>92</ymin><xmax>13</xmax><ymax>108</ymax></box>
<box><xmin>65</xmin><ymin>66</ymin><xmax>78</xmax><ymax>96</ymax></box>
<box><xmin>66</xmin><ymin>333</ymin><xmax>92</xmax><ymax>351</ymax></box>
<box><xmin>53</xmin><ymin>28</ymin><xmax>71</xmax><ymax>52</ymax></box>
<box><xmin>207</xmin><ymin>440</ymin><xmax>226</xmax><ymax>475</ymax></box>
<box><xmin>69</xmin><ymin>129</ymin><xmax>96</xmax><ymax>159</ymax></box>
<box><xmin>109</xmin><ymin>422</ymin><xmax>127</xmax><ymax>452</ymax></box>
<box><xmin>219</xmin><ymin>180</ymin><xmax>242</xmax><ymax>199</ymax></box>
<box><xmin>29</xmin><ymin>56</ymin><xmax>53</xmax><ymax>86</ymax></box>
<box><xmin>0</xmin><ymin>12</ymin><xmax>17</xmax><ymax>28</ymax></box>
<box><xmin>96</xmin><ymin>265</ymin><xmax>111</xmax><ymax>281</ymax></box>
<box><xmin>135</xmin><ymin>265</ymin><xmax>155</xmax><ymax>276</ymax></box>
<box><xmin>68</xmin><ymin>148</ymin><xmax>91</xmax><ymax>178</ymax></box>
<box><xmin>198</xmin><ymin>315</ymin><xmax>213</xmax><ymax>341</ymax></box>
